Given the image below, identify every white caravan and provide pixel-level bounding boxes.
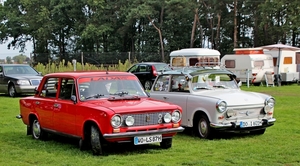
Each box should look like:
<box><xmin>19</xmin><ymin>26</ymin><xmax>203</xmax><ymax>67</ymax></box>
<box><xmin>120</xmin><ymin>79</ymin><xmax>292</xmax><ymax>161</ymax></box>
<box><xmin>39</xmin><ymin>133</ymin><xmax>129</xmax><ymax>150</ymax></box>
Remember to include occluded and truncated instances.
<box><xmin>221</xmin><ymin>48</ymin><xmax>274</xmax><ymax>86</ymax></box>
<box><xmin>169</xmin><ymin>48</ymin><xmax>221</xmax><ymax>68</ymax></box>
<box><xmin>263</xmin><ymin>49</ymin><xmax>300</xmax><ymax>83</ymax></box>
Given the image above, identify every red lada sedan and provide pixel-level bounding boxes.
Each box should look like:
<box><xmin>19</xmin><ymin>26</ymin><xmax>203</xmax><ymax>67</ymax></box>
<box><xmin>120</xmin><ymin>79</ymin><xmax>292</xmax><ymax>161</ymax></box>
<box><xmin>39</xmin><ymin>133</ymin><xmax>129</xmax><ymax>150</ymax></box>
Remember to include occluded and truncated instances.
<box><xmin>16</xmin><ymin>71</ymin><xmax>184</xmax><ymax>155</ymax></box>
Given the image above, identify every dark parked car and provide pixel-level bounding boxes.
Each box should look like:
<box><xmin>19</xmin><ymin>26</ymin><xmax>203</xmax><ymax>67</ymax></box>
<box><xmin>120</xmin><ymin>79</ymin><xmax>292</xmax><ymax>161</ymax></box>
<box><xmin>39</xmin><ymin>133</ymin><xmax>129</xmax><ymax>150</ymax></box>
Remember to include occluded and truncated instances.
<box><xmin>0</xmin><ymin>64</ymin><xmax>43</xmax><ymax>97</ymax></box>
<box><xmin>127</xmin><ymin>62</ymin><xmax>169</xmax><ymax>90</ymax></box>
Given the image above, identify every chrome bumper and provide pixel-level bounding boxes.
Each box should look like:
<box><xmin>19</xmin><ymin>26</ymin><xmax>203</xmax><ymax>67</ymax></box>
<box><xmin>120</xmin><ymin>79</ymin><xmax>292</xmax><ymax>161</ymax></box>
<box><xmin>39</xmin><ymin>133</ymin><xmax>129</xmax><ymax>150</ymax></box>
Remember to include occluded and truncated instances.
<box><xmin>103</xmin><ymin>127</ymin><xmax>185</xmax><ymax>139</ymax></box>
<box><xmin>210</xmin><ymin>118</ymin><xmax>276</xmax><ymax>129</ymax></box>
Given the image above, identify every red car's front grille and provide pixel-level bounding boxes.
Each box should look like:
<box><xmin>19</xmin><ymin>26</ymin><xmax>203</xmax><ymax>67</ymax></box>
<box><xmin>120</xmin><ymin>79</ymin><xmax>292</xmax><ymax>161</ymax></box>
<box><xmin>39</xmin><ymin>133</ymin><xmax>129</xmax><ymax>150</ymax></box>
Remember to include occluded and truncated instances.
<box><xmin>121</xmin><ymin>112</ymin><xmax>170</xmax><ymax>127</ymax></box>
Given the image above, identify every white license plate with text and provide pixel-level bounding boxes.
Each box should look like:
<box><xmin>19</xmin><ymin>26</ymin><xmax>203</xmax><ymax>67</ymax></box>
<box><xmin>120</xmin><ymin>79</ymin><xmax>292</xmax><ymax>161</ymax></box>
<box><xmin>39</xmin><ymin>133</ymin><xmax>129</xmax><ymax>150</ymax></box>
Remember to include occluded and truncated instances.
<box><xmin>134</xmin><ymin>135</ymin><xmax>162</xmax><ymax>145</ymax></box>
<box><xmin>240</xmin><ymin>120</ymin><xmax>262</xmax><ymax>128</ymax></box>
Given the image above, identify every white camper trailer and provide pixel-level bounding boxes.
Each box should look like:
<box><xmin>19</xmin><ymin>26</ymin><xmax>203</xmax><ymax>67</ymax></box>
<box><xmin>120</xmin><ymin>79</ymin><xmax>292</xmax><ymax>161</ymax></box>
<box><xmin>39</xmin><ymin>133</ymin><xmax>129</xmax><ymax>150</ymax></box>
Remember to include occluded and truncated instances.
<box><xmin>169</xmin><ymin>48</ymin><xmax>221</xmax><ymax>67</ymax></box>
<box><xmin>263</xmin><ymin>50</ymin><xmax>300</xmax><ymax>83</ymax></box>
<box><xmin>221</xmin><ymin>48</ymin><xmax>275</xmax><ymax>86</ymax></box>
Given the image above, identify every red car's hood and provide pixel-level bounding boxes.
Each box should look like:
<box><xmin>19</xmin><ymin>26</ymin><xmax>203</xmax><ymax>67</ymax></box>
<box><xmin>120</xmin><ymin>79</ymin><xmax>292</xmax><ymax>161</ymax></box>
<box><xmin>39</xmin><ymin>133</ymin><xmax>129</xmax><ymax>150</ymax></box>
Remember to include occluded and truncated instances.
<box><xmin>194</xmin><ymin>89</ymin><xmax>270</xmax><ymax>106</ymax></box>
<box><xmin>84</xmin><ymin>97</ymin><xmax>179</xmax><ymax>113</ymax></box>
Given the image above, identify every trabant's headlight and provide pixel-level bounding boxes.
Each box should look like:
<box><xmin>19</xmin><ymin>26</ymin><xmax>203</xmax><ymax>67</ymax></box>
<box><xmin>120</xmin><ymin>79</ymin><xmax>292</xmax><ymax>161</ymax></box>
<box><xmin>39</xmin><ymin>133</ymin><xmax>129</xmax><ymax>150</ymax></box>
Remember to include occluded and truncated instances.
<box><xmin>164</xmin><ymin>113</ymin><xmax>172</xmax><ymax>123</ymax></box>
<box><xmin>216</xmin><ymin>100</ymin><xmax>227</xmax><ymax>113</ymax></box>
<box><xmin>111</xmin><ymin>115</ymin><xmax>122</xmax><ymax>128</ymax></box>
<box><xmin>265</xmin><ymin>97</ymin><xmax>275</xmax><ymax>108</ymax></box>
<box><xmin>125</xmin><ymin>116</ymin><xmax>134</xmax><ymax>126</ymax></box>
<box><xmin>264</xmin><ymin>97</ymin><xmax>275</xmax><ymax>113</ymax></box>
<box><xmin>17</xmin><ymin>80</ymin><xmax>30</xmax><ymax>85</ymax></box>
<box><xmin>172</xmin><ymin>110</ymin><xmax>181</xmax><ymax>123</ymax></box>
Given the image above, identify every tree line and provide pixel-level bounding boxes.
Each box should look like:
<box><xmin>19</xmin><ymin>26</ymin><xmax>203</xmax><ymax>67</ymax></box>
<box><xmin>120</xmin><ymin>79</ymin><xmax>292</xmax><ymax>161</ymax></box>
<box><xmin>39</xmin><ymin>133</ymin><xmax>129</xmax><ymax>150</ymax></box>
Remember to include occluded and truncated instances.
<box><xmin>0</xmin><ymin>0</ymin><xmax>299</xmax><ymax>65</ymax></box>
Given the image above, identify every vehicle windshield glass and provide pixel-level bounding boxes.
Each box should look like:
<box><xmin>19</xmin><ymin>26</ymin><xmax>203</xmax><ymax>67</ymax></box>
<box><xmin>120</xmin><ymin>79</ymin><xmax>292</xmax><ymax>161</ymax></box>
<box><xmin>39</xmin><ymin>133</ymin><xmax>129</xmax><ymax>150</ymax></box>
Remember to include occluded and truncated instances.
<box><xmin>154</xmin><ymin>63</ymin><xmax>169</xmax><ymax>71</ymax></box>
<box><xmin>78</xmin><ymin>75</ymin><xmax>148</xmax><ymax>101</ymax></box>
<box><xmin>4</xmin><ymin>65</ymin><xmax>39</xmax><ymax>75</ymax></box>
<box><xmin>191</xmin><ymin>73</ymin><xmax>239</xmax><ymax>90</ymax></box>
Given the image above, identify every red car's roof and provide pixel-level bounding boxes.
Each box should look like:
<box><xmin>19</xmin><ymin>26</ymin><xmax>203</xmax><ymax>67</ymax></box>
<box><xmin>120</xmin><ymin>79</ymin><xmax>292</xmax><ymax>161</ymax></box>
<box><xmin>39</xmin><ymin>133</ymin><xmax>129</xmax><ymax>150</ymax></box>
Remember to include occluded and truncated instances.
<box><xmin>44</xmin><ymin>71</ymin><xmax>134</xmax><ymax>78</ymax></box>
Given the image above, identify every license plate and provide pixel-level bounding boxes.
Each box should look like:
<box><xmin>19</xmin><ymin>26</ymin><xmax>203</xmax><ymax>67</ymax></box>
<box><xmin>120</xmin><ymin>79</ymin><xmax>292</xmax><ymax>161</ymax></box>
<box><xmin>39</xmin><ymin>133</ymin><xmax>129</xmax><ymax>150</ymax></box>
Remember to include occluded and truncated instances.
<box><xmin>240</xmin><ymin>120</ymin><xmax>262</xmax><ymax>128</ymax></box>
<box><xmin>134</xmin><ymin>135</ymin><xmax>162</xmax><ymax>145</ymax></box>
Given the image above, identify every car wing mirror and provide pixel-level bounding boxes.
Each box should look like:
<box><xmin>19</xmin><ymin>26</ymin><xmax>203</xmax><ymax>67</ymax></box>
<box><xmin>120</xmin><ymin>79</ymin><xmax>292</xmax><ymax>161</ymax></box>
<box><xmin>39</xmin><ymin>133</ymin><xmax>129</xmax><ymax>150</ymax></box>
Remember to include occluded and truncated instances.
<box><xmin>145</xmin><ymin>91</ymin><xmax>150</xmax><ymax>97</ymax></box>
<box><xmin>34</xmin><ymin>87</ymin><xmax>39</xmax><ymax>95</ymax></box>
<box><xmin>0</xmin><ymin>73</ymin><xmax>3</xmax><ymax>77</ymax></box>
<box><xmin>38</xmin><ymin>72</ymin><xmax>43</xmax><ymax>76</ymax></box>
<box><xmin>71</xmin><ymin>95</ymin><xmax>77</xmax><ymax>104</ymax></box>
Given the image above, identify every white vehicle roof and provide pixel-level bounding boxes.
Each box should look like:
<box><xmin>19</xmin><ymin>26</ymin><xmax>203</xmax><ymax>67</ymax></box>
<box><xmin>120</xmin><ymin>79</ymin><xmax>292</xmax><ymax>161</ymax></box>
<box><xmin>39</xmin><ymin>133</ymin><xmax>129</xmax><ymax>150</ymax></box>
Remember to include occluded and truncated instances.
<box><xmin>170</xmin><ymin>48</ymin><xmax>220</xmax><ymax>57</ymax></box>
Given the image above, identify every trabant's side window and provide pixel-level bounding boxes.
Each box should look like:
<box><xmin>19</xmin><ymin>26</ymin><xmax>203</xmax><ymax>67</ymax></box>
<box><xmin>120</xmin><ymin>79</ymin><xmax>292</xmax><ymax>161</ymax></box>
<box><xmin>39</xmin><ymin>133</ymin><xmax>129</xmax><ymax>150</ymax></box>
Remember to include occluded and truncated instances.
<box><xmin>171</xmin><ymin>75</ymin><xmax>189</xmax><ymax>92</ymax></box>
<box><xmin>153</xmin><ymin>75</ymin><xmax>170</xmax><ymax>92</ymax></box>
<box><xmin>40</xmin><ymin>78</ymin><xmax>59</xmax><ymax>98</ymax></box>
<box><xmin>0</xmin><ymin>66</ymin><xmax>3</xmax><ymax>72</ymax></box>
<box><xmin>59</xmin><ymin>78</ymin><xmax>76</xmax><ymax>100</ymax></box>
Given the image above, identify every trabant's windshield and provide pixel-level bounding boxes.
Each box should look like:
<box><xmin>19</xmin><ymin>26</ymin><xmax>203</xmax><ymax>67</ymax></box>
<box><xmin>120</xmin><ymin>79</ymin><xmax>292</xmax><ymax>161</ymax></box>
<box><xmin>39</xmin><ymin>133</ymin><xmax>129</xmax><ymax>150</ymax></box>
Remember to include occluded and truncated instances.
<box><xmin>77</xmin><ymin>75</ymin><xmax>148</xmax><ymax>101</ymax></box>
<box><xmin>191</xmin><ymin>73</ymin><xmax>239</xmax><ymax>91</ymax></box>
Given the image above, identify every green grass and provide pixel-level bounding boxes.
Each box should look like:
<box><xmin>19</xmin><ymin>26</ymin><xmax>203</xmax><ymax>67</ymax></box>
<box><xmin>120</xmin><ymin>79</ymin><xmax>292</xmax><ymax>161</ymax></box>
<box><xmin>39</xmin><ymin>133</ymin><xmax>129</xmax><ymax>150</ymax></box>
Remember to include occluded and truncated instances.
<box><xmin>1</xmin><ymin>85</ymin><xmax>300</xmax><ymax>166</ymax></box>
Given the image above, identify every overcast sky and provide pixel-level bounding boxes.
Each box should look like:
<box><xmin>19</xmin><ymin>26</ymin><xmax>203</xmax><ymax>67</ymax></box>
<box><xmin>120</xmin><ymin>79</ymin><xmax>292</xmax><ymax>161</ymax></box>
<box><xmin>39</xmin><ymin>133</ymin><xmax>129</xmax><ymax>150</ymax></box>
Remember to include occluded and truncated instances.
<box><xmin>0</xmin><ymin>40</ymin><xmax>33</xmax><ymax>59</ymax></box>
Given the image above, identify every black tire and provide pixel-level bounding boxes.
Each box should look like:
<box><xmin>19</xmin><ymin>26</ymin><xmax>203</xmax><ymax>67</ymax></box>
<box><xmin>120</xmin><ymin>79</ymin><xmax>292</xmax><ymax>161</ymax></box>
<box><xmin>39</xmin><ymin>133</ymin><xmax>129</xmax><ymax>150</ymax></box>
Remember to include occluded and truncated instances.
<box><xmin>251</xmin><ymin>129</ymin><xmax>266</xmax><ymax>135</ymax></box>
<box><xmin>194</xmin><ymin>114</ymin><xmax>214</xmax><ymax>139</ymax></box>
<box><xmin>8</xmin><ymin>84</ymin><xmax>17</xmax><ymax>97</ymax></box>
<box><xmin>90</xmin><ymin>125</ymin><xmax>103</xmax><ymax>155</ymax></box>
<box><xmin>144</xmin><ymin>80</ymin><xmax>152</xmax><ymax>91</ymax></box>
<box><xmin>31</xmin><ymin>118</ymin><xmax>47</xmax><ymax>140</ymax></box>
<box><xmin>160</xmin><ymin>138</ymin><xmax>172</xmax><ymax>149</ymax></box>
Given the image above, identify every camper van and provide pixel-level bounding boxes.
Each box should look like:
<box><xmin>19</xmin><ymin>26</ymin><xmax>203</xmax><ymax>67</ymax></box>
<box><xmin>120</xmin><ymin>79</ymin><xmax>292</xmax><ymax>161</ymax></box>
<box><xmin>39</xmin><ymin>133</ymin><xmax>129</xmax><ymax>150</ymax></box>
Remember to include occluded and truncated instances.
<box><xmin>263</xmin><ymin>50</ymin><xmax>300</xmax><ymax>83</ymax></box>
<box><xmin>221</xmin><ymin>48</ymin><xmax>275</xmax><ymax>86</ymax></box>
<box><xmin>169</xmin><ymin>48</ymin><xmax>221</xmax><ymax>67</ymax></box>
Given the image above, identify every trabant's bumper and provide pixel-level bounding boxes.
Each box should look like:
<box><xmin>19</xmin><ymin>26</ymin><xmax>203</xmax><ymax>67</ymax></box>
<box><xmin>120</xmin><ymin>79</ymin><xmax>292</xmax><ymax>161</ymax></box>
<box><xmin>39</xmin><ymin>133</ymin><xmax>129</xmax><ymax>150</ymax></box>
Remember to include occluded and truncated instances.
<box><xmin>103</xmin><ymin>127</ymin><xmax>185</xmax><ymax>139</ymax></box>
<box><xmin>210</xmin><ymin>118</ymin><xmax>276</xmax><ymax>130</ymax></box>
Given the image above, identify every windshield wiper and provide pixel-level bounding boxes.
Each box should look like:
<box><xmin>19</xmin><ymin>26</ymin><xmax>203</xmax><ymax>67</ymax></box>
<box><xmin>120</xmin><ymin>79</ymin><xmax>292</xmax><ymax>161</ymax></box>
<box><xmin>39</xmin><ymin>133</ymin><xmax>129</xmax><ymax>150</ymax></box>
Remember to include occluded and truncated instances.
<box><xmin>213</xmin><ymin>85</ymin><xmax>228</xmax><ymax>89</ymax></box>
<box><xmin>194</xmin><ymin>87</ymin><xmax>211</xmax><ymax>90</ymax></box>
<box><xmin>110</xmin><ymin>91</ymin><xmax>129</xmax><ymax>97</ymax></box>
<box><xmin>85</xmin><ymin>94</ymin><xmax>105</xmax><ymax>100</ymax></box>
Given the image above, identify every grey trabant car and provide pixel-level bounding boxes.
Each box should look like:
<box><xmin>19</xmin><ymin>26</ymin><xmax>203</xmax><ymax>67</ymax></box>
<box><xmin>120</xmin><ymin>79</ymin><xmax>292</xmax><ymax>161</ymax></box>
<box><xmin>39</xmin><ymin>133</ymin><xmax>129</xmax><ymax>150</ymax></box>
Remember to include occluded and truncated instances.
<box><xmin>149</xmin><ymin>67</ymin><xmax>276</xmax><ymax>139</ymax></box>
<box><xmin>0</xmin><ymin>64</ymin><xmax>43</xmax><ymax>97</ymax></box>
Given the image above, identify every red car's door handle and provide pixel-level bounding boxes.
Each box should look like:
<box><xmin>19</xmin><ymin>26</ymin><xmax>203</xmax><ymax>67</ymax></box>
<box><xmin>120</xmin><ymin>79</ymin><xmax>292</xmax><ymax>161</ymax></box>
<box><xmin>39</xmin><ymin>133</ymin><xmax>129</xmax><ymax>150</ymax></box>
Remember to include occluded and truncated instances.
<box><xmin>53</xmin><ymin>103</ymin><xmax>59</xmax><ymax>108</ymax></box>
<box><xmin>35</xmin><ymin>101</ymin><xmax>40</xmax><ymax>105</ymax></box>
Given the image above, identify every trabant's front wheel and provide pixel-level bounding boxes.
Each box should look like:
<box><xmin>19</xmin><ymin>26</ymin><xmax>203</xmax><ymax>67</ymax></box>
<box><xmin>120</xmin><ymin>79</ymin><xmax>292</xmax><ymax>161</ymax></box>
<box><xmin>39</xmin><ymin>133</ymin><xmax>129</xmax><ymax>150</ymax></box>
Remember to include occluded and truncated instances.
<box><xmin>195</xmin><ymin>115</ymin><xmax>214</xmax><ymax>139</ymax></box>
<box><xmin>90</xmin><ymin>125</ymin><xmax>103</xmax><ymax>155</ymax></box>
<box><xmin>31</xmin><ymin>118</ymin><xmax>47</xmax><ymax>140</ymax></box>
<box><xmin>160</xmin><ymin>138</ymin><xmax>172</xmax><ymax>149</ymax></box>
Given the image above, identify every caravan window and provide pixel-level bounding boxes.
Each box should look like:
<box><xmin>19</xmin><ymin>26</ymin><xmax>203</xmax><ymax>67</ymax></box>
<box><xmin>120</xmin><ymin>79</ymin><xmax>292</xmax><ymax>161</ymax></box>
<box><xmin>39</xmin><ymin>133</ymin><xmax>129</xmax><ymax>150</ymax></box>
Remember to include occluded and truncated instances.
<box><xmin>283</xmin><ymin>57</ymin><xmax>292</xmax><ymax>64</ymax></box>
<box><xmin>224</xmin><ymin>60</ymin><xmax>235</xmax><ymax>68</ymax></box>
<box><xmin>253</xmin><ymin>60</ymin><xmax>264</xmax><ymax>68</ymax></box>
<box><xmin>172</xmin><ymin>57</ymin><xmax>185</xmax><ymax>67</ymax></box>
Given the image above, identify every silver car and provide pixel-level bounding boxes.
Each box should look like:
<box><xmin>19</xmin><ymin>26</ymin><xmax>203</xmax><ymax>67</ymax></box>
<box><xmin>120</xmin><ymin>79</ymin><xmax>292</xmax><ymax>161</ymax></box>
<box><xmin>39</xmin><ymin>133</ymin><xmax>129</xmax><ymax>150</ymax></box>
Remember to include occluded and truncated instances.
<box><xmin>149</xmin><ymin>67</ymin><xmax>276</xmax><ymax>139</ymax></box>
<box><xmin>0</xmin><ymin>64</ymin><xmax>43</xmax><ymax>97</ymax></box>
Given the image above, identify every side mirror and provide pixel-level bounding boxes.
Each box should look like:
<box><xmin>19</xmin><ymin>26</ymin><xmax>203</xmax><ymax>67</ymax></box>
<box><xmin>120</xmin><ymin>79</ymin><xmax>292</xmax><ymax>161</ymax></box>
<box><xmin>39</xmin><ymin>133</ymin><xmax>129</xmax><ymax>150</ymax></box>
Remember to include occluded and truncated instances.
<box><xmin>34</xmin><ymin>87</ymin><xmax>39</xmax><ymax>95</ymax></box>
<box><xmin>145</xmin><ymin>91</ymin><xmax>150</xmax><ymax>97</ymax></box>
<box><xmin>0</xmin><ymin>73</ymin><xmax>3</xmax><ymax>77</ymax></box>
<box><xmin>38</xmin><ymin>72</ymin><xmax>43</xmax><ymax>76</ymax></box>
<box><xmin>71</xmin><ymin>95</ymin><xmax>77</xmax><ymax>104</ymax></box>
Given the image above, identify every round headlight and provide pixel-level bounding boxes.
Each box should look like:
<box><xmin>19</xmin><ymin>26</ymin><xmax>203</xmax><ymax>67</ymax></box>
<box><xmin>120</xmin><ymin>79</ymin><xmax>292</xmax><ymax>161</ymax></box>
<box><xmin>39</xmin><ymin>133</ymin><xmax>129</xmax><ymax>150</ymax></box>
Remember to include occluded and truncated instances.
<box><xmin>172</xmin><ymin>110</ymin><xmax>181</xmax><ymax>123</ymax></box>
<box><xmin>111</xmin><ymin>115</ymin><xmax>122</xmax><ymax>128</ymax></box>
<box><xmin>125</xmin><ymin>116</ymin><xmax>134</xmax><ymax>126</ymax></box>
<box><xmin>216</xmin><ymin>100</ymin><xmax>227</xmax><ymax>113</ymax></box>
<box><xmin>164</xmin><ymin>113</ymin><xmax>172</xmax><ymax>123</ymax></box>
<box><xmin>265</xmin><ymin>97</ymin><xmax>275</xmax><ymax>108</ymax></box>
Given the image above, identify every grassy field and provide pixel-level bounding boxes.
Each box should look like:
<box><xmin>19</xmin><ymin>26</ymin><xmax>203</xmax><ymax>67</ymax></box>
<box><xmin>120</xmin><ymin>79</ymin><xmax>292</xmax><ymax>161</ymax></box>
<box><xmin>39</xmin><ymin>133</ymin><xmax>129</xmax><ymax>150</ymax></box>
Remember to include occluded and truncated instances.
<box><xmin>0</xmin><ymin>85</ymin><xmax>299</xmax><ymax>166</ymax></box>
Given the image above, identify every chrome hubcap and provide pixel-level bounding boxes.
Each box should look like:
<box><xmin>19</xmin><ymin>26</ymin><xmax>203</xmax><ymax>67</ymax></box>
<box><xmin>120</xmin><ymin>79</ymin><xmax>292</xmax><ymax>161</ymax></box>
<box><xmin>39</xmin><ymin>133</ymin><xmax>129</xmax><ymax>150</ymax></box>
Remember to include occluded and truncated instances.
<box><xmin>9</xmin><ymin>86</ymin><xmax>15</xmax><ymax>96</ymax></box>
<box><xmin>145</xmin><ymin>81</ymin><xmax>151</xmax><ymax>90</ymax></box>
<box><xmin>200</xmin><ymin>120</ymin><xmax>207</xmax><ymax>136</ymax></box>
<box><xmin>32</xmin><ymin>120</ymin><xmax>41</xmax><ymax>138</ymax></box>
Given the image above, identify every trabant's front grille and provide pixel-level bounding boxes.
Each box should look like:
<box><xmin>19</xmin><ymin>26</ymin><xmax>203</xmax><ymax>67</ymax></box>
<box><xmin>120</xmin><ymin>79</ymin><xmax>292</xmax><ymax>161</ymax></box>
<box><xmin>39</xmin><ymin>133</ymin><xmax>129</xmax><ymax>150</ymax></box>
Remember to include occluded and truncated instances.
<box><xmin>226</xmin><ymin>107</ymin><xmax>264</xmax><ymax>120</ymax></box>
<box><xmin>31</xmin><ymin>79</ymin><xmax>41</xmax><ymax>86</ymax></box>
<box><xmin>121</xmin><ymin>112</ymin><xmax>170</xmax><ymax>127</ymax></box>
